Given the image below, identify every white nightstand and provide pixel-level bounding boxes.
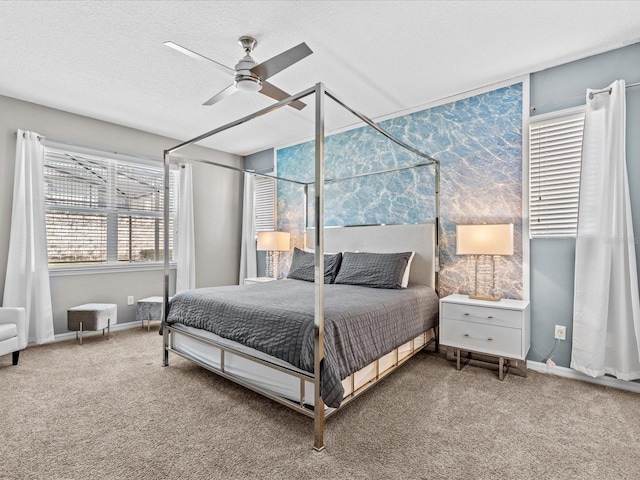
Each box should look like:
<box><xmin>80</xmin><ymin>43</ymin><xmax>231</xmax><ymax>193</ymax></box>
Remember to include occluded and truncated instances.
<box><xmin>439</xmin><ymin>294</ymin><xmax>530</xmax><ymax>380</ymax></box>
<box><xmin>244</xmin><ymin>277</ymin><xmax>277</xmax><ymax>285</ymax></box>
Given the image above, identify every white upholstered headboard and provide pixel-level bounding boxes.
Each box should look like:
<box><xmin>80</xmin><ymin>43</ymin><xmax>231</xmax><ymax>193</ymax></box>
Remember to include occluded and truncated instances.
<box><xmin>305</xmin><ymin>223</ymin><xmax>437</xmax><ymax>288</ymax></box>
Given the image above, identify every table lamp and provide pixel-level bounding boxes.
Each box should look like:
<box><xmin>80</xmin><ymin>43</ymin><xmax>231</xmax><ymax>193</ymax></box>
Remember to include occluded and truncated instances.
<box><xmin>456</xmin><ymin>224</ymin><xmax>514</xmax><ymax>301</ymax></box>
<box><xmin>257</xmin><ymin>231</ymin><xmax>290</xmax><ymax>279</ymax></box>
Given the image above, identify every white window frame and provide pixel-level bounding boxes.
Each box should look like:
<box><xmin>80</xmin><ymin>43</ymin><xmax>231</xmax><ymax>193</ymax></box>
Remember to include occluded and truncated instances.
<box><xmin>43</xmin><ymin>142</ymin><xmax>178</xmax><ymax>275</ymax></box>
<box><xmin>529</xmin><ymin>106</ymin><xmax>586</xmax><ymax>239</ymax></box>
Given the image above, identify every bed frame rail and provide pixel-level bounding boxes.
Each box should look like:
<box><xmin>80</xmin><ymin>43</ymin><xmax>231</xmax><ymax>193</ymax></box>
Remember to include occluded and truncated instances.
<box><xmin>325</xmin><ymin>331</ymin><xmax>437</xmax><ymax>418</ymax></box>
<box><xmin>167</xmin><ymin>326</ymin><xmax>315</xmax><ymax>417</ymax></box>
<box><xmin>165</xmin><ymin>325</ymin><xmax>438</xmax><ymax>421</ymax></box>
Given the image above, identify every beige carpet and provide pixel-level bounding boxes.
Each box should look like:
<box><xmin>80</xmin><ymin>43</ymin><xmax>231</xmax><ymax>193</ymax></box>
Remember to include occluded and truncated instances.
<box><xmin>1</xmin><ymin>326</ymin><xmax>638</xmax><ymax>480</ymax></box>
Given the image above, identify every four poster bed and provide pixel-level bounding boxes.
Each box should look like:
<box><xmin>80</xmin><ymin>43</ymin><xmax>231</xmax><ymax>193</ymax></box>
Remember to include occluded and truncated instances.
<box><xmin>162</xmin><ymin>83</ymin><xmax>441</xmax><ymax>451</ymax></box>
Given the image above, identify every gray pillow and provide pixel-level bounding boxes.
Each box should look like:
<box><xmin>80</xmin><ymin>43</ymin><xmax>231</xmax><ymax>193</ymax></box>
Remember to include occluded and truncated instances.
<box><xmin>334</xmin><ymin>251</ymin><xmax>412</xmax><ymax>289</ymax></box>
<box><xmin>287</xmin><ymin>247</ymin><xmax>342</xmax><ymax>284</ymax></box>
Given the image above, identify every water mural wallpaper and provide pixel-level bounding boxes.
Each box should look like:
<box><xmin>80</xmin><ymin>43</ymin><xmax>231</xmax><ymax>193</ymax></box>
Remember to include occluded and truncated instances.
<box><xmin>276</xmin><ymin>83</ymin><xmax>523</xmax><ymax>299</ymax></box>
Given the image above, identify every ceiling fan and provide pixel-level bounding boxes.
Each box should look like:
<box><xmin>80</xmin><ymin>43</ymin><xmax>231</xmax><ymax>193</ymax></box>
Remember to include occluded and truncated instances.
<box><xmin>165</xmin><ymin>36</ymin><xmax>312</xmax><ymax>110</ymax></box>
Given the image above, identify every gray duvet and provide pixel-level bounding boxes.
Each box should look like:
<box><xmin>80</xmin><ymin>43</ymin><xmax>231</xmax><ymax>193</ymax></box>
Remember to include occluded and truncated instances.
<box><xmin>166</xmin><ymin>279</ymin><xmax>439</xmax><ymax>407</ymax></box>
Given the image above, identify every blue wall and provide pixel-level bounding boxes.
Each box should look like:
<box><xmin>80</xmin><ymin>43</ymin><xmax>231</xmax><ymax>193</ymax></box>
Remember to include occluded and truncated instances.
<box><xmin>529</xmin><ymin>42</ymin><xmax>640</xmax><ymax>367</ymax></box>
<box><xmin>262</xmin><ymin>42</ymin><xmax>640</xmax><ymax>370</ymax></box>
<box><xmin>277</xmin><ymin>83</ymin><xmax>524</xmax><ymax>299</ymax></box>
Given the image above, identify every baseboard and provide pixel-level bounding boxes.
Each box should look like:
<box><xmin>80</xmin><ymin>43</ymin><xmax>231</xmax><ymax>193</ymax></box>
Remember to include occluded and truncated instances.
<box><xmin>527</xmin><ymin>360</ymin><xmax>640</xmax><ymax>394</ymax></box>
<box><xmin>52</xmin><ymin>321</ymin><xmax>145</xmax><ymax>343</ymax></box>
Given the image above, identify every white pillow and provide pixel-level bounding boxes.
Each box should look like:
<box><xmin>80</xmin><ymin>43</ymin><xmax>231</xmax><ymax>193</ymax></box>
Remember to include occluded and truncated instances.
<box><xmin>401</xmin><ymin>252</ymin><xmax>415</xmax><ymax>288</ymax></box>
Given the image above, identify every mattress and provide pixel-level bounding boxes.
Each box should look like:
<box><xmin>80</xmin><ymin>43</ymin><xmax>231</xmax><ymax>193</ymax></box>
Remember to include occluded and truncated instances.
<box><xmin>167</xmin><ymin>279</ymin><xmax>439</xmax><ymax>407</ymax></box>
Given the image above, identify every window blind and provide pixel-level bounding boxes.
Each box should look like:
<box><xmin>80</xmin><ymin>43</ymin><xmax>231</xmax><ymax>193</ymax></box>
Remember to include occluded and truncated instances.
<box><xmin>44</xmin><ymin>147</ymin><xmax>178</xmax><ymax>266</ymax></box>
<box><xmin>254</xmin><ymin>175</ymin><xmax>275</xmax><ymax>232</ymax></box>
<box><xmin>529</xmin><ymin>111</ymin><xmax>585</xmax><ymax>238</ymax></box>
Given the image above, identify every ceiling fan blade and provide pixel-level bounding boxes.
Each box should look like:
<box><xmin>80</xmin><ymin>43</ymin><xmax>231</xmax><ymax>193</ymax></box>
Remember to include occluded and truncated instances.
<box><xmin>203</xmin><ymin>84</ymin><xmax>237</xmax><ymax>106</ymax></box>
<box><xmin>260</xmin><ymin>81</ymin><xmax>306</xmax><ymax>110</ymax></box>
<box><xmin>251</xmin><ymin>42</ymin><xmax>312</xmax><ymax>81</ymax></box>
<box><xmin>164</xmin><ymin>41</ymin><xmax>236</xmax><ymax>77</ymax></box>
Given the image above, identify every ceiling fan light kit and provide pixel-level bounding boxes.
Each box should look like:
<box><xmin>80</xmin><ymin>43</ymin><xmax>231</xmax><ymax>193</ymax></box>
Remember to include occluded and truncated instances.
<box><xmin>235</xmin><ymin>75</ymin><xmax>263</xmax><ymax>92</ymax></box>
<box><xmin>165</xmin><ymin>35</ymin><xmax>312</xmax><ymax>109</ymax></box>
<box><xmin>234</xmin><ymin>46</ymin><xmax>263</xmax><ymax>92</ymax></box>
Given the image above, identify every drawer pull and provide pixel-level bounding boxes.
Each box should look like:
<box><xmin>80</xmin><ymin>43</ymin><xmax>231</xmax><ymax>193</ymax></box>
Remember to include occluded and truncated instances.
<box><xmin>463</xmin><ymin>312</ymin><xmax>496</xmax><ymax>320</ymax></box>
<box><xmin>462</xmin><ymin>333</ymin><xmax>494</xmax><ymax>341</ymax></box>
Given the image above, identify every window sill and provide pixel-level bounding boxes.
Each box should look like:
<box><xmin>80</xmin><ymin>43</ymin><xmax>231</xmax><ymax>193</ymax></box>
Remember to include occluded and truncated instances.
<box><xmin>530</xmin><ymin>236</ymin><xmax>576</xmax><ymax>240</ymax></box>
<box><xmin>49</xmin><ymin>262</ymin><xmax>177</xmax><ymax>277</ymax></box>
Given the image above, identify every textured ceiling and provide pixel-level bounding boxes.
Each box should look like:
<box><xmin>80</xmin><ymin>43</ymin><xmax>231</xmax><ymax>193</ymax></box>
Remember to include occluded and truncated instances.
<box><xmin>1</xmin><ymin>1</ymin><xmax>640</xmax><ymax>156</ymax></box>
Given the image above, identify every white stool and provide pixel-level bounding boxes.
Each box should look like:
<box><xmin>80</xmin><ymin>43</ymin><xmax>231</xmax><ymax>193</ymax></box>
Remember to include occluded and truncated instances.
<box><xmin>67</xmin><ymin>303</ymin><xmax>117</xmax><ymax>345</ymax></box>
<box><xmin>136</xmin><ymin>297</ymin><xmax>164</xmax><ymax>331</ymax></box>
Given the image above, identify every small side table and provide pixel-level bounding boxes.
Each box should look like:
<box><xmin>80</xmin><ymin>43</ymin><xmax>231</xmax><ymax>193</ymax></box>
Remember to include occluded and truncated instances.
<box><xmin>244</xmin><ymin>277</ymin><xmax>277</xmax><ymax>285</ymax></box>
<box><xmin>136</xmin><ymin>296</ymin><xmax>164</xmax><ymax>331</ymax></box>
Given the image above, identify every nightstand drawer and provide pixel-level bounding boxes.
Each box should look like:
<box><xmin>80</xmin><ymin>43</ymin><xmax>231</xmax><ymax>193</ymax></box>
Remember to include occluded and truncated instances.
<box><xmin>442</xmin><ymin>302</ymin><xmax>522</xmax><ymax>329</ymax></box>
<box><xmin>440</xmin><ymin>318</ymin><xmax>522</xmax><ymax>359</ymax></box>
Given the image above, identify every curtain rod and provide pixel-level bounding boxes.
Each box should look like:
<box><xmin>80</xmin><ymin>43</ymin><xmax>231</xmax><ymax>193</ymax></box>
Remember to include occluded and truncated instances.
<box><xmin>530</xmin><ymin>81</ymin><xmax>640</xmax><ymax>112</ymax></box>
<box><xmin>14</xmin><ymin>132</ymin><xmax>165</xmax><ymax>167</ymax></box>
<box><xmin>14</xmin><ymin>131</ymin><xmax>43</xmax><ymax>141</ymax></box>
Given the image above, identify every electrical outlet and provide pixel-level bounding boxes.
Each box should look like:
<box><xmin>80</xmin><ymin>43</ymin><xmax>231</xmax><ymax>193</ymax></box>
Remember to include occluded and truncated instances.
<box><xmin>554</xmin><ymin>325</ymin><xmax>566</xmax><ymax>341</ymax></box>
<box><xmin>127</xmin><ymin>296</ymin><xmax>134</xmax><ymax>306</ymax></box>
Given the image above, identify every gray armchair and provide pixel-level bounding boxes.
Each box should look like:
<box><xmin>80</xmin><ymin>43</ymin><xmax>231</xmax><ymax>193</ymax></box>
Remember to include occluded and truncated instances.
<box><xmin>0</xmin><ymin>307</ymin><xmax>27</xmax><ymax>365</ymax></box>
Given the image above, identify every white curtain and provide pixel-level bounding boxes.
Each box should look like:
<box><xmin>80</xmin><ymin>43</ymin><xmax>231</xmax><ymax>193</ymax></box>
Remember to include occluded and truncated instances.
<box><xmin>571</xmin><ymin>80</ymin><xmax>640</xmax><ymax>380</ymax></box>
<box><xmin>3</xmin><ymin>130</ymin><xmax>54</xmax><ymax>344</ymax></box>
<box><xmin>239</xmin><ymin>172</ymin><xmax>257</xmax><ymax>284</ymax></box>
<box><xmin>176</xmin><ymin>164</ymin><xmax>195</xmax><ymax>293</ymax></box>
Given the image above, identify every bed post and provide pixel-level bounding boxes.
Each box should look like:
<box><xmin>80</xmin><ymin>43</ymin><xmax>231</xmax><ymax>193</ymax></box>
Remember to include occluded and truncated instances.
<box><xmin>313</xmin><ymin>82</ymin><xmax>326</xmax><ymax>452</ymax></box>
<box><xmin>162</xmin><ymin>149</ymin><xmax>170</xmax><ymax>367</ymax></box>
<box><xmin>434</xmin><ymin>160</ymin><xmax>441</xmax><ymax>352</ymax></box>
<box><xmin>303</xmin><ymin>184</ymin><xmax>309</xmax><ymax>240</ymax></box>
<box><xmin>434</xmin><ymin>160</ymin><xmax>440</xmax><ymax>295</ymax></box>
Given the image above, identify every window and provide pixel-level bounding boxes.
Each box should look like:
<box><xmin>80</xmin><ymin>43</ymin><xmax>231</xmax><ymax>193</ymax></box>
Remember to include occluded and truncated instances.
<box><xmin>44</xmin><ymin>146</ymin><xmax>178</xmax><ymax>267</ymax></box>
<box><xmin>254</xmin><ymin>175</ymin><xmax>275</xmax><ymax>232</ymax></box>
<box><xmin>529</xmin><ymin>109</ymin><xmax>585</xmax><ymax>238</ymax></box>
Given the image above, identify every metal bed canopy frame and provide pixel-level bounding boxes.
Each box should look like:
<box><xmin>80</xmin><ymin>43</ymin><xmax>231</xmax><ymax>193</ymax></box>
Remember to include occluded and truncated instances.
<box><xmin>162</xmin><ymin>82</ymin><xmax>440</xmax><ymax>451</ymax></box>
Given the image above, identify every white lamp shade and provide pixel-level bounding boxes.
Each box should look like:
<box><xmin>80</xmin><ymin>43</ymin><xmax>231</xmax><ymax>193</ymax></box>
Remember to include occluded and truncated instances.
<box><xmin>456</xmin><ymin>224</ymin><xmax>514</xmax><ymax>256</ymax></box>
<box><xmin>256</xmin><ymin>231</ymin><xmax>290</xmax><ymax>252</ymax></box>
